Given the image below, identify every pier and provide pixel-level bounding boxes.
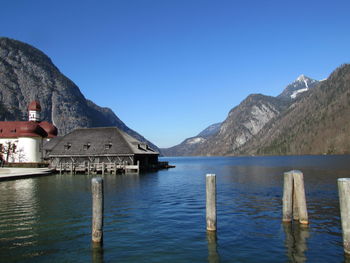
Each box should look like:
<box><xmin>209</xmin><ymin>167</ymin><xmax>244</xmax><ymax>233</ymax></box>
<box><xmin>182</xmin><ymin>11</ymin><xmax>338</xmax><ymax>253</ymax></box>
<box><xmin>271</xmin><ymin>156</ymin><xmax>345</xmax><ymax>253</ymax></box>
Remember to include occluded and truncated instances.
<box><xmin>55</xmin><ymin>161</ymin><xmax>140</xmax><ymax>175</ymax></box>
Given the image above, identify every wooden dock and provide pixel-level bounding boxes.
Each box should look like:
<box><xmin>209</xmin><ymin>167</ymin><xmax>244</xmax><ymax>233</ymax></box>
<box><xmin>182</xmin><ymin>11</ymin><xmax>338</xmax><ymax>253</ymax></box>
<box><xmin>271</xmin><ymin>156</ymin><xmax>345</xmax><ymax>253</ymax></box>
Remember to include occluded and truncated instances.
<box><xmin>55</xmin><ymin>161</ymin><xmax>140</xmax><ymax>175</ymax></box>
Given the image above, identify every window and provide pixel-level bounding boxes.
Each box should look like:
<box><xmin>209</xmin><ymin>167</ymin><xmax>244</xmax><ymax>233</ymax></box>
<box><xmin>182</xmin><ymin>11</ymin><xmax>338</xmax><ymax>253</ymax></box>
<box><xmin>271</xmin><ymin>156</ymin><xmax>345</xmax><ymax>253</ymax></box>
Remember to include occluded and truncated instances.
<box><xmin>105</xmin><ymin>143</ymin><xmax>112</xmax><ymax>150</ymax></box>
<box><xmin>83</xmin><ymin>143</ymin><xmax>91</xmax><ymax>150</ymax></box>
<box><xmin>64</xmin><ymin>143</ymin><xmax>72</xmax><ymax>150</ymax></box>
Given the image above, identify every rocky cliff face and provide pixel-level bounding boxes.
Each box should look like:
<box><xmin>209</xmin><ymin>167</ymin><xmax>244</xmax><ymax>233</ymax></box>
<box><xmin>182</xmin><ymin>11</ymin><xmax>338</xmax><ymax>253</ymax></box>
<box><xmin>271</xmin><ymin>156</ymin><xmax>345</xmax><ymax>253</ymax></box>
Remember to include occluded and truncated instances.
<box><xmin>193</xmin><ymin>94</ymin><xmax>288</xmax><ymax>156</ymax></box>
<box><xmin>162</xmin><ymin>74</ymin><xmax>319</xmax><ymax>156</ymax></box>
<box><xmin>0</xmin><ymin>37</ymin><xmax>158</xmax><ymax>150</ymax></box>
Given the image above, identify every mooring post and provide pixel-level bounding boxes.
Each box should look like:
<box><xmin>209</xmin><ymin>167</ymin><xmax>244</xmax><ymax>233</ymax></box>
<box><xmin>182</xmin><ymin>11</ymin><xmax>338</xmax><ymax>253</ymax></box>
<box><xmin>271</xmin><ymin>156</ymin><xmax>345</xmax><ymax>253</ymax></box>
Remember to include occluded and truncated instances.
<box><xmin>338</xmin><ymin>178</ymin><xmax>350</xmax><ymax>254</ymax></box>
<box><xmin>293</xmin><ymin>170</ymin><xmax>308</xmax><ymax>225</ymax></box>
<box><xmin>293</xmin><ymin>186</ymin><xmax>299</xmax><ymax>221</ymax></box>
<box><xmin>70</xmin><ymin>161</ymin><xmax>74</xmax><ymax>175</ymax></box>
<box><xmin>92</xmin><ymin>177</ymin><xmax>104</xmax><ymax>243</ymax></box>
<box><xmin>59</xmin><ymin>162</ymin><xmax>62</xmax><ymax>175</ymax></box>
<box><xmin>206</xmin><ymin>174</ymin><xmax>217</xmax><ymax>231</ymax></box>
<box><xmin>88</xmin><ymin>162</ymin><xmax>91</xmax><ymax>175</ymax></box>
<box><xmin>282</xmin><ymin>171</ymin><xmax>294</xmax><ymax>223</ymax></box>
<box><xmin>102</xmin><ymin>162</ymin><xmax>105</xmax><ymax>176</ymax></box>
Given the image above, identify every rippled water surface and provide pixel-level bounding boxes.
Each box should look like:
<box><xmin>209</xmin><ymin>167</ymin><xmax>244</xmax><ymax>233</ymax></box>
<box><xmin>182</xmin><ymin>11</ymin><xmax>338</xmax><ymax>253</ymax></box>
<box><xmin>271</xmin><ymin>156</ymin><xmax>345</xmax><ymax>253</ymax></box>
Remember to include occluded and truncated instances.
<box><xmin>1</xmin><ymin>155</ymin><xmax>350</xmax><ymax>262</ymax></box>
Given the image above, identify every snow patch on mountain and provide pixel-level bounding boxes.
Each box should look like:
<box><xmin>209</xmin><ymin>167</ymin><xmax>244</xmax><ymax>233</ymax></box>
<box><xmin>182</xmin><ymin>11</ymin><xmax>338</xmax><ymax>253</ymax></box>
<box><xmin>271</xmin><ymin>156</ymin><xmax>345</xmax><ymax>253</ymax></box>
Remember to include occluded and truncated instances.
<box><xmin>186</xmin><ymin>137</ymin><xmax>206</xmax><ymax>144</ymax></box>
<box><xmin>291</xmin><ymin>88</ymin><xmax>309</xmax><ymax>99</ymax></box>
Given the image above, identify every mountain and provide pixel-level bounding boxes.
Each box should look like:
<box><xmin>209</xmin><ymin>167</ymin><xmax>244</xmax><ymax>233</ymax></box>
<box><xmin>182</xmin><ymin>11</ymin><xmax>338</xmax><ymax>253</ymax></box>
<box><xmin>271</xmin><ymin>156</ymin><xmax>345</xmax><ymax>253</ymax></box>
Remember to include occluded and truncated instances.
<box><xmin>161</xmin><ymin>122</ymin><xmax>221</xmax><ymax>156</ymax></box>
<box><xmin>162</xmin><ymin>74</ymin><xmax>319</xmax><ymax>156</ymax></box>
<box><xmin>0</xmin><ymin>37</ymin><xmax>158</xmax><ymax>150</ymax></box>
<box><xmin>278</xmin><ymin>74</ymin><xmax>319</xmax><ymax>100</ymax></box>
<box><xmin>238</xmin><ymin>64</ymin><xmax>350</xmax><ymax>155</ymax></box>
<box><xmin>197</xmin><ymin>122</ymin><xmax>221</xmax><ymax>137</ymax></box>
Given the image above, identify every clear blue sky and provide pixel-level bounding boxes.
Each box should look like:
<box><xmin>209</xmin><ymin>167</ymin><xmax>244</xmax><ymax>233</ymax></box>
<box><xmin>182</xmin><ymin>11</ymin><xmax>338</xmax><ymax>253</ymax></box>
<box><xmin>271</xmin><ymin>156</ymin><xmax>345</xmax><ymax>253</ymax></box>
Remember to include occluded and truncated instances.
<box><xmin>1</xmin><ymin>0</ymin><xmax>350</xmax><ymax>147</ymax></box>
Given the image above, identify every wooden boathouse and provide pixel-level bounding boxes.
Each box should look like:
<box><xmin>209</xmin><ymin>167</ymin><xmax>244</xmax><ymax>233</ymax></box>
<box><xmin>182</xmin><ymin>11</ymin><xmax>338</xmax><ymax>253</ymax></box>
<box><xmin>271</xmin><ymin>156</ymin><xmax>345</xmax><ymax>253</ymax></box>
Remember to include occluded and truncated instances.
<box><xmin>47</xmin><ymin>127</ymin><xmax>159</xmax><ymax>174</ymax></box>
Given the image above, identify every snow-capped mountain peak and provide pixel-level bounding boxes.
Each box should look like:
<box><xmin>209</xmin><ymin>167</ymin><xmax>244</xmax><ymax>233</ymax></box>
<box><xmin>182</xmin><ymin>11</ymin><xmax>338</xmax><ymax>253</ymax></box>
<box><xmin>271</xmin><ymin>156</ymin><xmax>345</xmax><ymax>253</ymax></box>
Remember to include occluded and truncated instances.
<box><xmin>296</xmin><ymin>74</ymin><xmax>306</xmax><ymax>81</ymax></box>
<box><xmin>278</xmin><ymin>75</ymin><xmax>319</xmax><ymax>100</ymax></box>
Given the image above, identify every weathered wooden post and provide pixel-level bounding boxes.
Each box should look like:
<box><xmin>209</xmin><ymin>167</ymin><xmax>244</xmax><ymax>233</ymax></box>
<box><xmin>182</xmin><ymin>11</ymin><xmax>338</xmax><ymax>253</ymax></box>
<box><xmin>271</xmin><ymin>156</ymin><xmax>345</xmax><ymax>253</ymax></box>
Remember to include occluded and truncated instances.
<box><xmin>92</xmin><ymin>177</ymin><xmax>104</xmax><ymax>243</ymax></box>
<box><xmin>282</xmin><ymin>171</ymin><xmax>294</xmax><ymax>223</ymax></box>
<box><xmin>283</xmin><ymin>170</ymin><xmax>308</xmax><ymax>224</ymax></box>
<box><xmin>59</xmin><ymin>162</ymin><xmax>62</xmax><ymax>175</ymax></box>
<box><xmin>293</xmin><ymin>187</ymin><xmax>299</xmax><ymax>221</ymax></box>
<box><xmin>293</xmin><ymin>170</ymin><xmax>308</xmax><ymax>225</ymax></box>
<box><xmin>70</xmin><ymin>161</ymin><xmax>74</xmax><ymax>175</ymax></box>
<box><xmin>102</xmin><ymin>162</ymin><xmax>105</xmax><ymax>176</ymax></box>
<box><xmin>338</xmin><ymin>178</ymin><xmax>350</xmax><ymax>254</ymax></box>
<box><xmin>88</xmin><ymin>162</ymin><xmax>91</xmax><ymax>175</ymax></box>
<box><xmin>206</xmin><ymin>174</ymin><xmax>217</xmax><ymax>231</ymax></box>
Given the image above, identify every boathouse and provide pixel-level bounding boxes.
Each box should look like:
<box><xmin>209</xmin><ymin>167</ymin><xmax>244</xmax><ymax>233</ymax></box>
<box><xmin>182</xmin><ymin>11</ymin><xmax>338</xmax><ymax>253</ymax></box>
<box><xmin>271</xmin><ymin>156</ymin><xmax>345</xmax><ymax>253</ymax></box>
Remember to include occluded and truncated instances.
<box><xmin>47</xmin><ymin>127</ymin><xmax>159</xmax><ymax>173</ymax></box>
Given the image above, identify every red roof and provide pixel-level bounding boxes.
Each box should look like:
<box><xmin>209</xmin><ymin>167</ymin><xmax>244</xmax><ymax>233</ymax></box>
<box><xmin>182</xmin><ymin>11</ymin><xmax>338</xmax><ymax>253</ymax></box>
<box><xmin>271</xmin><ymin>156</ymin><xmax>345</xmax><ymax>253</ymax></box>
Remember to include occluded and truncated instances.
<box><xmin>0</xmin><ymin>121</ymin><xmax>57</xmax><ymax>138</ymax></box>
<box><xmin>39</xmin><ymin>121</ymin><xmax>58</xmax><ymax>138</ymax></box>
<box><xmin>28</xmin><ymin>101</ymin><xmax>41</xmax><ymax>111</ymax></box>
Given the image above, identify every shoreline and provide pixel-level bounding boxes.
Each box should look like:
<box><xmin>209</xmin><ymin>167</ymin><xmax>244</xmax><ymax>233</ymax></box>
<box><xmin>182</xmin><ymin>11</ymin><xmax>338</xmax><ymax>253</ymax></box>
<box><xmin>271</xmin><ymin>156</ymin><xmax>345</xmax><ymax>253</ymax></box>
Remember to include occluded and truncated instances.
<box><xmin>0</xmin><ymin>168</ymin><xmax>55</xmax><ymax>181</ymax></box>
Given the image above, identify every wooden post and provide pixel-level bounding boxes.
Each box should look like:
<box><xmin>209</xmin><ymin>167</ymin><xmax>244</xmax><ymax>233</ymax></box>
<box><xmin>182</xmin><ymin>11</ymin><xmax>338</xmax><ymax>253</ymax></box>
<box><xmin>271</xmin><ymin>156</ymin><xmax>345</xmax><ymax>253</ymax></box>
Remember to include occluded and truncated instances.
<box><xmin>70</xmin><ymin>162</ymin><xmax>74</xmax><ymax>175</ymax></box>
<box><xmin>338</xmin><ymin>178</ymin><xmax>350</xmax><ymax>254</ymax></box>
<box><xmin>60</xmin><ymin>162</ymin><xmax>62</xmax><ymax>175</ymax></box>
<box><xmin>114</xmin><ymin>163</ymin><xmax>117</xmax><ymax>175</ymax></box>
<box><xmin>92</xmin><ymin>177</ymin><xmax>104</xmax><ymax>243</ymax></box>
<box><xmin>293</xmin><ymin>187</ymin><xmax>299</xmax><ymax>221</ymax></box>
<box><xmin>206</xmin><ymin>174</ymin><xmax>216</xmax><ymax>231</ymax></box>
<box><xmin>102</xmin><ymin>162</ymin><xmax>105</xmax><ymax>176</ymax></box>
<box><xmin>88</xmin><ymin>162</ymin><xmax>91</xmax><ymax>175</ymax></box>
<box><xmin>293</xmin><ymin>170</ymin><xmax>308</xmax><ymax>225</ymax></box>
<box><xmin>282</xmin><ymin>171</ymin><xmax>293</xmax><ymax>223</ymax></box>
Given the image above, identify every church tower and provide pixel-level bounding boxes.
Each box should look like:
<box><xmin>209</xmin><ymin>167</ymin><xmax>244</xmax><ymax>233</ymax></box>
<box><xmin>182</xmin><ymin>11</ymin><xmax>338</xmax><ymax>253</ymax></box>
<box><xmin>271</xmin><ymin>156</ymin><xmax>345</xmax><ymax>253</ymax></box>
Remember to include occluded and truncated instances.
<box><xmin>28</xmin><ymin>101</ymin><xmax>41</xmax><ymax>122</ymax></box>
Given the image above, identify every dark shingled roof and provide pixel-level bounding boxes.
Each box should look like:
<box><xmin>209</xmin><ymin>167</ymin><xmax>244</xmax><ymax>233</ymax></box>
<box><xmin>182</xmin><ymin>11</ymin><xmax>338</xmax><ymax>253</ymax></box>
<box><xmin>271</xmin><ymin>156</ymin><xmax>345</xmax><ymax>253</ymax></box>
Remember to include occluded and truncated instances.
<box><xmin>49</xmin><ymin>127</ymin><xmax>158</xmax><ymax>157</ymax></box>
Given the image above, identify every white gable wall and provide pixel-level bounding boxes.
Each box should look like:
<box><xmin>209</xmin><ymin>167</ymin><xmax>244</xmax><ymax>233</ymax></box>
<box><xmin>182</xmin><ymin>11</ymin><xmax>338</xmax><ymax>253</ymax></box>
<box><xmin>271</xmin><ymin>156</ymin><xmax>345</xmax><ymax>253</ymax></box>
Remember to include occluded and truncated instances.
<box><xmin>0</xmin><ymin>137</ymin><xmax>42</xmax><ymax>163</ymax></box>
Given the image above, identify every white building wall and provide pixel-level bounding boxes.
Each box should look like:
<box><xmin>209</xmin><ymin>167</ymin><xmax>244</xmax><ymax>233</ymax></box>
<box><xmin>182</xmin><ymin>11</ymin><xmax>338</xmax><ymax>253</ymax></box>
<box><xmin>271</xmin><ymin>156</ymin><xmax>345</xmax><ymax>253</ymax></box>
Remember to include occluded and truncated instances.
<box><xmin>0</xmin><ymin>137</ymin><xmax>42</xmax><ymax>163</ymax></box>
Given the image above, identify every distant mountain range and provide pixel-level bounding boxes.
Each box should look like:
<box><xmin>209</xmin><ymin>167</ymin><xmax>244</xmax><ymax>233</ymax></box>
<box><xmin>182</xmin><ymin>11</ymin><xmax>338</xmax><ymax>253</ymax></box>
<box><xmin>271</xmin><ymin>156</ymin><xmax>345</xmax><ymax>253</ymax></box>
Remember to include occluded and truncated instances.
<box><xmin>162</xmin><ymin>67</ymin><xmax>350</xmax><ymax>156</ymax></box>
<box><xmin>2</xmin><ymin>37</ymin><xmax>348</xmax><ymax>157</ymax></box>
<box><xmin>0</xmin><ymin>37</ymin><xmax>158</xmax><ymax>150</ymax></box>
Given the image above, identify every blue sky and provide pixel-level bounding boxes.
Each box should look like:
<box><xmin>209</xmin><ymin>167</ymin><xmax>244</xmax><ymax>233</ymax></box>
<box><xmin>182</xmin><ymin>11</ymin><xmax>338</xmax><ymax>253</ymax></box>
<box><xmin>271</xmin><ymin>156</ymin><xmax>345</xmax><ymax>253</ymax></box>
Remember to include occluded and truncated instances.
<box><xmin>1</xmin><ymin>0</ymin><xmax>350</xmax><ymax>147</ymax></box>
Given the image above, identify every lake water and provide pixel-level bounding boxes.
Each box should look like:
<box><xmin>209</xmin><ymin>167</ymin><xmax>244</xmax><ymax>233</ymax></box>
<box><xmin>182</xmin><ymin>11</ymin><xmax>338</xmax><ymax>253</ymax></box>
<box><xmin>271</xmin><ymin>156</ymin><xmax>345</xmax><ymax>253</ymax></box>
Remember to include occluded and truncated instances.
<box><xmin>1</xmin><ymin>155</ymin><xmax>350</xmax><ymax>262</ymax></box>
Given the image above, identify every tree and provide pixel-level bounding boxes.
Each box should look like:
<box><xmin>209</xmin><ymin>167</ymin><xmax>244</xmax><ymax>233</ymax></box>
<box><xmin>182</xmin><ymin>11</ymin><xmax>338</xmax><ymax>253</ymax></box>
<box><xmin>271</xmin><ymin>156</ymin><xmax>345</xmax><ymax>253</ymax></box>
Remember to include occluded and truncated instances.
<box><xmin>0</xmin><ymin>140</ymin><xmax>26</xmax><ymax>163</ymax></box>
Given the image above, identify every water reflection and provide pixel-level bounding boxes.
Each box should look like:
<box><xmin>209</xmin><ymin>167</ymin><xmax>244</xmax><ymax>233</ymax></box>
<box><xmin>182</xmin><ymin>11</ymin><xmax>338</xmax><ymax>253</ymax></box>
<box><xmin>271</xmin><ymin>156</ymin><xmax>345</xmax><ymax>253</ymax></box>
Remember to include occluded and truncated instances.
<box><xmin>0</xmin><ymin>179</ymin><xmax>39</xmax><ymax>249</ymax></box>
<box><xmin>92</xmin><ymin>242</ymin><xmax>104</xmax><ymax>263</ymax></box>
<box><xmin>207</xmin><ymin>231</ymin><xmax>220</xmax><ymax>263</ymax></box>
<box><xmin>344</xmin><ymin>253</ymin><xmax>350</xmax><ymax>263</ymax></box>
<box><xmin>283</xmin><ymin>223</ymin><xmax>310</xmax><ymax>263</ymax></box>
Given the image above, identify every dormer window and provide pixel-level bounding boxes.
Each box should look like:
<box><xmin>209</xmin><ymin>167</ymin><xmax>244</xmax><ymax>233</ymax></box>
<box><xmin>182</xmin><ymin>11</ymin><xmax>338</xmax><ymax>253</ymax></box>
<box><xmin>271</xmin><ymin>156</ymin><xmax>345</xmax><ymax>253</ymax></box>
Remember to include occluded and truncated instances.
<box><xmin>105</xmin><ymin>143</ymin><xmax>112</xmax><ymax>150</ymax></box>
<box><xmin>64</xmin><ymin>143</ymin><xmax>72</xmax><ymax>150</ymax></box>
<box><xmin>138</xmin><ymin>143</ymin><xmax>147</xmax><ymax>150</ymax></box>
<box><xmin>83</xmin><ymin>143</ymin><xmax>91</xmax><ymax>150</ymax></box>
